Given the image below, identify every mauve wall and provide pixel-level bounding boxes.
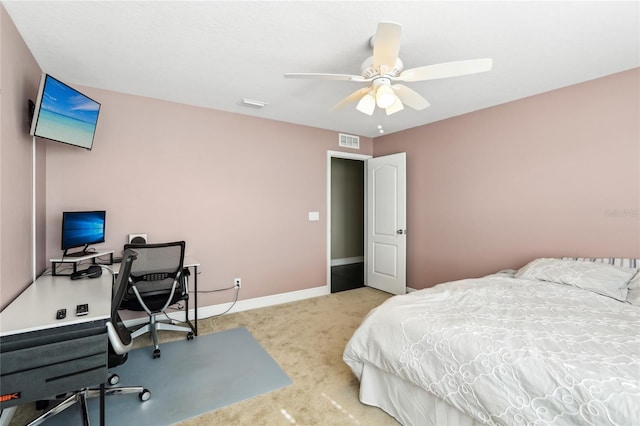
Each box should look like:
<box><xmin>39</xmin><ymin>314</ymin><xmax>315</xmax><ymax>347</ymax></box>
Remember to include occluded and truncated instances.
<box><xmin>374</xmin><ymin>68</ymin><xmax>640</xmax><ymax>289</ymax></box>
<box><xmin>0</xmin><ymin>5</ymin><xmax>46</xmax><ymax>310</ymax></box>
<box><xmin>44</xmin><ymin>87</ymin><xmax>373</xmax><ymax>306</ymax></box>
<box><xmin>2</xmin><ymin>3</ymin><xmax>637</xmax><ymax>310</ymax></box>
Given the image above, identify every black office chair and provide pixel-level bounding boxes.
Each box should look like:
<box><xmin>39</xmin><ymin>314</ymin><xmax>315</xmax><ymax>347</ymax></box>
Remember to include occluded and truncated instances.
<box><xmin>29</xmin><ymin>250</ymin><xmax>150</xmax><ymax>426</ymax></box>
<box><xmin>120</xmin><ymin>241</ymin><xmax>194</xmax><ymax>359</ymax></box>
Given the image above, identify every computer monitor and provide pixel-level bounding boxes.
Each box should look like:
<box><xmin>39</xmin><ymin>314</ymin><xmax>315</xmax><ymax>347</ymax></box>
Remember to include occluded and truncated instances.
<box><xmin>61</xmin><ymin>211</ymin><xmax>106</xmax><ymax>257</ymax></box>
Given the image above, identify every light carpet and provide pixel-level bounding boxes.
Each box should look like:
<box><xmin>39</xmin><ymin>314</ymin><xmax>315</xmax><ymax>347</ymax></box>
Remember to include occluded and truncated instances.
<box><xmin>11</xmin><ymin>287</ymin><xmax>398</xmax><ymax>425</ymax></box>
<box><xmin>43</xmin><ymin>327</ymin><xmax>291</xmax><ymax>425</ymax></box>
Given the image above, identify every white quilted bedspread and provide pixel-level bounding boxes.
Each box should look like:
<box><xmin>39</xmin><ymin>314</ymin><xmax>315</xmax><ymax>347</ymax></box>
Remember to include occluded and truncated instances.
<box><xmin>343</xmin><ymin>277</ymin><xmax>640</xmax><ymax>425</ymax></box>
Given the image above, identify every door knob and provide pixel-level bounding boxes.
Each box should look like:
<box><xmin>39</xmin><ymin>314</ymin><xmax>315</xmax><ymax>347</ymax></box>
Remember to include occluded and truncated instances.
<box><xmin>397</xmin><ymin>229</ymin><xmax>406</xmax><ymax>235</ymax></box>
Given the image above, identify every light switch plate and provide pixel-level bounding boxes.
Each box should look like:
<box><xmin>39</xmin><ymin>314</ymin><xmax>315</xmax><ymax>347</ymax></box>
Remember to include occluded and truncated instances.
<box><xmin>308</xmin><ymin>211</ymin><xmax>320</xmax><ymax>221</ymax></box>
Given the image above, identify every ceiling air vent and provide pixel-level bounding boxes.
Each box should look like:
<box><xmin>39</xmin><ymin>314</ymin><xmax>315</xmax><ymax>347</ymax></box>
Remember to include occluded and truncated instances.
<box><xmin>339</xmin><ymin>133</ymin><xmax>360</xmax><ymax>149</ymax></box>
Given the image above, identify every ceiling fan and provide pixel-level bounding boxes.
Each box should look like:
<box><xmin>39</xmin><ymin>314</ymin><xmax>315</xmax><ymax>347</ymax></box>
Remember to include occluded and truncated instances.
<box><xmin>284</xmin><ymin>22</ymin><xmax>492</xmax><ymax>116</ymax></box>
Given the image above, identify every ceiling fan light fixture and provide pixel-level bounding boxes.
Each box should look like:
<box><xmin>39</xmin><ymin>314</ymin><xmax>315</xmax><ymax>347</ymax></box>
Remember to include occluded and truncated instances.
<box><xmin>356</xmin><ymin>93</ymin><xmax>376</xmax><ymax>115</ymax></box>
<box><xmin>376</xmin><ymin>84</ymin><xmax>396</xmax><ymax>109</ymax></box>
<box><xmin>385</xmin><ymin>96</ymin><xmax>404</xmax><ymax>115</ymax></box>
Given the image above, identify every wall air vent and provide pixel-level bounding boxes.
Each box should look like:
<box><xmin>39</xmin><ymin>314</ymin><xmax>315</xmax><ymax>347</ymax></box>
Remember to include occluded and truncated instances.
<box><xmin>339</xmin><ymin>133</ymin><xmax>360</xmax><ymax>149</ymax></box>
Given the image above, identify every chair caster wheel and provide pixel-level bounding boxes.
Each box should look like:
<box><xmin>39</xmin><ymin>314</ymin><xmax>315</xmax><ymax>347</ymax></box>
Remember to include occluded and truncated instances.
<box><xmin>108</xmin><ymin>373</ymin><xmax>120</xmax><ymax>385</ymax></box>
<box><xmin>187</xmin><ymin>332</ymin><xmax>194</xmax><ymax>340</ymax></box>
<box><xmin>153</xmin><ymin>349</ymin><xmax>161</xmax><ymax>359</ymax></box>
<box><xmin>139</xmin><ymin>389</ymin><xmax>151</xmax><ymax>401</ymax></box>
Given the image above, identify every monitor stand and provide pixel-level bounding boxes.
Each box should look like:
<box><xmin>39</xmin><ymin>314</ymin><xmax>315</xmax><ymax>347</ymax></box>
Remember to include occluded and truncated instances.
<box><xmin>50</xmin><ymin>249</ymin><xmax>115</xmax><ymax>276</ymax></box>
<box><xmin>63</xmin><ymin>245</ymin><xmax>91</xmax><ymax>258</ymax></box>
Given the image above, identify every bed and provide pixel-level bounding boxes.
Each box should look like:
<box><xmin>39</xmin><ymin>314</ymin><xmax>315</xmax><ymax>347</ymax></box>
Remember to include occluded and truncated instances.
<box><xmin>344</xmin><ymin>257</ymin><xmax>640</xmax><ymax>425</ymax></box>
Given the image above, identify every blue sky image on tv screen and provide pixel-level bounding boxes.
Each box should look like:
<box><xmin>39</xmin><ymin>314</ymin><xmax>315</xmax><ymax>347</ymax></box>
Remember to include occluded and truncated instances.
<box><xmin>63</xmin><ymin>211</ymin><xmax>105</xmax><ymax>249</ymax></box>
<box><xmin>35</xmin><ymin>76</ymin><xmax>100</xmax><ymax>149</ymax></box>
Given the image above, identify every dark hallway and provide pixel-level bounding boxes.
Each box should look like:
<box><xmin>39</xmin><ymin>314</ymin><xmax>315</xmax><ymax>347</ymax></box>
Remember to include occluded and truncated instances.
<box><xmin>331</xmin><ymin>262</ymin><xmax>364</xmax><ymax>293</ymax></box>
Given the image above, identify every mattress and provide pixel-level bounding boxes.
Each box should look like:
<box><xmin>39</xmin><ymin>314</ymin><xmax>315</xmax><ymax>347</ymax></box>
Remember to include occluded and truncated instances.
<box><xmin>344</xmin><ymin>272</ymin><xmax>640</xmax><ymax>425</ymax></box>
<box><xmin>358</xmin><ymin>362</ymin><xmax>482</xmax><ymax>426</ymax></box>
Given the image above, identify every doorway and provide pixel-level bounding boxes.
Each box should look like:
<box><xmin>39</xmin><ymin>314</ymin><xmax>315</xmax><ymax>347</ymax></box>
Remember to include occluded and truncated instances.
<box><xmin>327</xmin><ymin>151</ymin><xmax>371</xmax><ymax>293</ymax></box>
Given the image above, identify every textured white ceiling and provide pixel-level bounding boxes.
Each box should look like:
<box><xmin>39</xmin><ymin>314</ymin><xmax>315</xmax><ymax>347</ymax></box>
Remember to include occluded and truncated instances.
<box><xmin>3</xmin><ymin>1</ymin><xmax>639</xmax><ymax>138</ymax></box>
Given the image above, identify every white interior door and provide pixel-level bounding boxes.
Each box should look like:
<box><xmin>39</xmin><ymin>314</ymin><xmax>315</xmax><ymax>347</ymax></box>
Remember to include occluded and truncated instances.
<box><xmin>366</xmin><ymin>152</ymin><xmax>407</xmax><ymax>295</ymax></box>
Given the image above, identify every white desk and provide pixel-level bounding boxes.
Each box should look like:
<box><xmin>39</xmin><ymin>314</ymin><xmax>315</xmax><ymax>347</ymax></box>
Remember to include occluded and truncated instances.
<box><xmin>0</xmin><ymin>274</ymin><xmax>111</xmax><ymax>336</ymax></box>
<box><xmin>0</xmin><ymin>273</ymin><xmax>112</xmax><ymax>423</ymax></box>
<box><xmin>180</xmin><ymin>257</ymin><xmax>200</xmax><ymax>336</ymax></box>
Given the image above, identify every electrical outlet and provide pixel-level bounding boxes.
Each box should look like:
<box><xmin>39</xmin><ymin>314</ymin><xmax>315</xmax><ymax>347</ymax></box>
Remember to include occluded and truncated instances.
<box><xmin>234</xmin><ymin>278</ymin><xmax>241</xmax><ymax>288</ymax></box>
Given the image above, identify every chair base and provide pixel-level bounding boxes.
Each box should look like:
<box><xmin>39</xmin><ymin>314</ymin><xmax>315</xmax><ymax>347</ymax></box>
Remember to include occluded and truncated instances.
<box><xmin>27</xmin><ymin>386</ymin><xmax>151</xmax><ymax>426</ymax></box>
<box><xmin>28</xmin><ymin>390</ymin><xmax>90</xmax><ymax>426</ymax></box>
<box><xmin>131</xmin><ymin>315</ymin><xmax>194</xmax><ymax>358</ymax></box>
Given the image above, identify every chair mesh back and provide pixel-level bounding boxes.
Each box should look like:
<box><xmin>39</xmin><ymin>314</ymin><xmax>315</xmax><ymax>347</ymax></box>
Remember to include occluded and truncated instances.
<box><xmin>124</xmin><ymin>241</ymin><xmax>185</xmax><ymax>299</ymax></box>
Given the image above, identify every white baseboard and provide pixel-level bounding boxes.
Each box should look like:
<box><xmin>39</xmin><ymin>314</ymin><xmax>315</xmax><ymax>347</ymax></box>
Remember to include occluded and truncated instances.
<box><xmin>194</xmin><ymin>285</ymin><xmax>330</xmax><ymax>320</ymax></box>
<box><xmin>330</xmin><ymin>256</ymin><xmax>364</xmax><ymax>267</ymax></box>
<box><xmin>123</xmin><ymin>285</ymin><xmax>330</xmax><ymax>328</ymax></box>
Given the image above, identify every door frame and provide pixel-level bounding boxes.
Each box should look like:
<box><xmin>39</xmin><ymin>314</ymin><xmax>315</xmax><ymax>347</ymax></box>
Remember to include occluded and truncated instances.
<box><xmin>326</xmin><ymin>150</ymin><xmax>372</xmax><ymax>292</ymax></box>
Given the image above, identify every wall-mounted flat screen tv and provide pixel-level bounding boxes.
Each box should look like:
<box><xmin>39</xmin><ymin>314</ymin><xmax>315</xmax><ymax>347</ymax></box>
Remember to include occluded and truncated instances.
<box><xmin>29</xmin><ymin>74</ymin><xmax>101</xmax><ymax>150</ymax></box>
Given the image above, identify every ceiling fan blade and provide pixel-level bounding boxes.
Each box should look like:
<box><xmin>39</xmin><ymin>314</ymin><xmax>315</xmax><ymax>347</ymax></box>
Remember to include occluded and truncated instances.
<box><xmin>284</xmin><ymin>72</ymin><xmax>369</xmax><ymax>82</ymax></box>
<box><xmin>372</xmin><ymin>22</ymin><xmax>402</xmax><ymax>73</ymax></box>
<box><xmin>331</xmin><ymin>87</ymin><xmax>371</xmax><ymax>111</ymax></box>
<box><xmin>392</xmin><ymin>84</ymin><xmax>430</xmax><ymax>110</ymax></box>
<box><xmin>396</xmin><ymin>58</ymin><xmax>493</xmax><ymax>82</ymax></box>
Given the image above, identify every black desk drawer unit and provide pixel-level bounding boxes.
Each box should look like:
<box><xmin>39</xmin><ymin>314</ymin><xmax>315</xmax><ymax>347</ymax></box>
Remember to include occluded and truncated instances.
<box><xmin>0</xmin><ymin>320</ymin><xmax>107</xmax><ymax>409</ymax></box>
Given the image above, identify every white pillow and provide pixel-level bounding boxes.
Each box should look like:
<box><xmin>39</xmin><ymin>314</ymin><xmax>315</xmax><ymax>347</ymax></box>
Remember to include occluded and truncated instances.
<box><xmin>516</xmin><ymin>258</ymin><xmax>636</xmax><ymax>301</ymax></box>
<box><xmin>560</xmin><ymin>257</ymin><xmax>640</xmax><ymax>305</ymax></box>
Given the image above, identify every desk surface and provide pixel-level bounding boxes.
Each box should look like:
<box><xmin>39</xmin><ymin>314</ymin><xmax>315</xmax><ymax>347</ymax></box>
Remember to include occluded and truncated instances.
<box><xmin>0</xmin><ymin>274</ymin><xmax>112</xmax><ymax>337</ymax></box>
<box><xmin>184</xmin><ymin>256</ymin><xmax>200</xmax><ymax>268</ymax></box>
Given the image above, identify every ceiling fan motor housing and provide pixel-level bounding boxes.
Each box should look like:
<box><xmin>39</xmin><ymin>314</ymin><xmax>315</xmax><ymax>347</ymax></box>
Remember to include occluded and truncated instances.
<box><xmin>372</xmin><ymin>77</ymin><xmax>392</xmax><ymax>87</ymax></box>
<box><xmin>360</xmin><ymin>56</ymin><xmax>404</xmax><ymax>79</ymax></box>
